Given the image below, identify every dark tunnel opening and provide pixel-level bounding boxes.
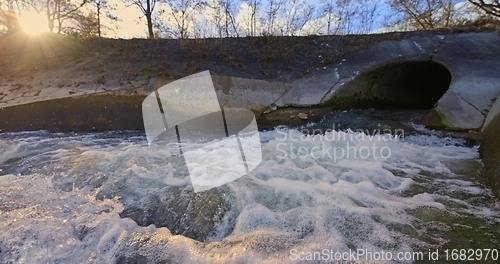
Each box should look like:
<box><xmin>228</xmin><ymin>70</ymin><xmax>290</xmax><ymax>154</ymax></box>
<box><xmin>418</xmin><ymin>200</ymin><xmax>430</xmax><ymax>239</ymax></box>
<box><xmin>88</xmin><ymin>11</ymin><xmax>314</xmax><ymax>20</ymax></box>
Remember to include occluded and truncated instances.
<box><xmin>338</xmin><ymin>61</ymin><xmax>452</xmax><ymax>109</ymax></box>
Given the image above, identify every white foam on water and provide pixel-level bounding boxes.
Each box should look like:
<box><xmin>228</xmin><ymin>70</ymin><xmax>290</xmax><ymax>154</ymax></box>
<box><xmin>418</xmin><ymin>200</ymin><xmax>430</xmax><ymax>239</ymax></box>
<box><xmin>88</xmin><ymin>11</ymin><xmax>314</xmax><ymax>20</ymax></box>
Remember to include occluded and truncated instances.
<box><xmin>0</xmin><ymin>129</ymin><xmax>498</xmax><ymax>263</ymax></box>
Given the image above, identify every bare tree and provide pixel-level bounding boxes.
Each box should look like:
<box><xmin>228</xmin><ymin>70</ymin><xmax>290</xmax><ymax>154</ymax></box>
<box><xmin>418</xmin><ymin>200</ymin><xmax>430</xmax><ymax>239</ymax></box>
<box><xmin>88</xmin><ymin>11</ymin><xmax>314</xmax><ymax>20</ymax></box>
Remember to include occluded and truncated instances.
<box><xmin>220</xmin><ymin>0</ymin><xmax>239</xmax><ymax>37</ymax></box>
<box><xmin>440</xmin><ymin>0</ymin><xmax>454</xmax><ymax>28</ymax></box>
<box><xmin>468</xmin><ymin>0</ymin><xmax>500</xmax><ymax>18</ymax></box>
<box><xmin>282</xmin><ymin>0</ymin><xmax>313</xmax><ymax>36</ymax></box>
<box><xmin>208</xmin><ymin>0</ymin><xmax>224</xmax><ymax>37</ymax></box>
<box><xmin>126</xmin><ymin>0</ymin><xmax>159</xmax><ymax>38</ymax></box>
<box><xmin>321</xmin><ymin>0</ymin><xmax>337</xmax><ymax>35</ymax></box>
<box><xmin>164</xmin><ymin>0</ymin><xmax>203</xmax><ymax>38</ymax></box>
<box><xmin>46</xmin><ymin>0</ymin><xmax>87</xmax><ymax>33</ymax></box>
<box><xmin>350</xmin><ymin>0</ymin><xmax>380</xmax><ymax>34</ymax></box>
<box><xmin>263</xmin><ymin>0</ymin><xmax>284</xmax><ymax>35</ymax></box>
<box><xmin>388</xmin><ymin>0</ymin><xmax>455</xmax><ymax>30</ymax></box>
<box><xmin>87</xmin><ymin>0</ymin><xmax>117</xmax><ymax>38</ymax></box>
<box><xmin>63</xmin><ymin>10</ymin><xmax>100</xmax><ymax>37</ymax></box>
<box><xmin>0</xmin><ymin>7</ymin><xmax>20</xmax><ymax>35</ymax></box>
<box><xmin>335</xmin><ymin>0</ymin><xmax>356</xmax><ymax>34</ymax></box>
<box><xmin>319</xmin><ymin>0</ymin><xmax>375</xmax><ymax>35</ymax></box>
<box><xmin>207</xmin><ymin>0</ymin><xmax>238</xmax><ymax>37</ymax></box>
<box><xmin>248</xmin><ymin>0</ymin><xmax>259</xmax><ymax>36</ymax></box>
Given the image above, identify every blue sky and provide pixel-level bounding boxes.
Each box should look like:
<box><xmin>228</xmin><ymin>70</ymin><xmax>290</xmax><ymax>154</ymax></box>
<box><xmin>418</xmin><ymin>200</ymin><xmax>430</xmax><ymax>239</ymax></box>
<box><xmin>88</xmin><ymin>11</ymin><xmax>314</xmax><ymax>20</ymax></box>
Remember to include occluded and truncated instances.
<box><xmin>11</xmin><ymin>0</ymin><xmax>475</xmax><ymax>38</ymax></box>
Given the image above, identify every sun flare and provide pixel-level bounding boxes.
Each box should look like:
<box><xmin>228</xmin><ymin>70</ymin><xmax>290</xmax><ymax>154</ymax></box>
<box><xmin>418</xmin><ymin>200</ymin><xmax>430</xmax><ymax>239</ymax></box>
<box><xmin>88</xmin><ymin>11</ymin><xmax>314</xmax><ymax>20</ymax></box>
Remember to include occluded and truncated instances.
<box><xmin>20</xmin><ymin>12</ymin><xmax>48</xmax><ymax>35</ymax></box>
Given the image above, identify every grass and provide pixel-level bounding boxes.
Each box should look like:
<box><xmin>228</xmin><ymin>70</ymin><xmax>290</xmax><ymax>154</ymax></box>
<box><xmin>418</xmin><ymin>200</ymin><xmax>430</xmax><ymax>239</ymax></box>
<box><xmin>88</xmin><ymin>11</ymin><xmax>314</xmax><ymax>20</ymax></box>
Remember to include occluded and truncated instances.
<box><xmin>0</xmin><ymin>31</ymin><xmax>398</xmax><ymax>84</ymax></box>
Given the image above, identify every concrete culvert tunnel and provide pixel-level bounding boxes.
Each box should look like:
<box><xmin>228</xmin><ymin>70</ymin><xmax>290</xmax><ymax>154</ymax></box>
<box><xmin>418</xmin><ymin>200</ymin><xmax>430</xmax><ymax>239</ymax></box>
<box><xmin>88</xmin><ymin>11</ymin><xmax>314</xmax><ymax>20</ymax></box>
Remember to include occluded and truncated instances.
<box><xmin>339</xmin><ymin>61</ymin><xmax>452</xmax><ymax>109</ymax></box>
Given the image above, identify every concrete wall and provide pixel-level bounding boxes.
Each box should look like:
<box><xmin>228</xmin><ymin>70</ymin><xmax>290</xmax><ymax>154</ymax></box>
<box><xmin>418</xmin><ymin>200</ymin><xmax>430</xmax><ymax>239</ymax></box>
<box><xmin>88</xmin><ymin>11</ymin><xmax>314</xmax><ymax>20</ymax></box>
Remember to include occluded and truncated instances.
<box><xmin>211</xmin><ymin>75</ymin><xmax>290</xmax><ymax>116</ymax></box>
<box><xmin>280</xmin><ymin>31</ymin><xmax>500</xmax><ymax>130</ymax></box>
<box><xmin>483</xmin><ymin>95</ymin><xmax>500</xmax><ymax>130</ymax></box>
<box><xmin>0</xmin><ymin>76</ymin><xmax>290</xmax><ymax>132</ymax></box>
<box><xmin>479</xmin><ymin>96</ymin><xmax>500</xmax><ymax>194</ymax></box>
<box><xmin>0</xmin><ymin>93</ymin><xmax>147</xmax><ymax>132</ymax></box>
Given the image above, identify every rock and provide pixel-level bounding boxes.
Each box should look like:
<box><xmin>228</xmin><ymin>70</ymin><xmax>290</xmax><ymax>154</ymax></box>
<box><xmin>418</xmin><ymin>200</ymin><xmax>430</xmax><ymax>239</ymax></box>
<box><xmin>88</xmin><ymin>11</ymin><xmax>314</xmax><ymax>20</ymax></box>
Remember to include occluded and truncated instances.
<box><xmin>263</xmin><ymin>104</ymin><xmax>278</xmax><ymax>114</ymax></box>
<box><xmin>298</xmin><ymin>113</ymin><xmax>308</xmax><ymax>120</ymax></box>
<box><xmin>290</xmin><ymin>115</ymin><xmax>295</xmax><ymax>119</ymax></box>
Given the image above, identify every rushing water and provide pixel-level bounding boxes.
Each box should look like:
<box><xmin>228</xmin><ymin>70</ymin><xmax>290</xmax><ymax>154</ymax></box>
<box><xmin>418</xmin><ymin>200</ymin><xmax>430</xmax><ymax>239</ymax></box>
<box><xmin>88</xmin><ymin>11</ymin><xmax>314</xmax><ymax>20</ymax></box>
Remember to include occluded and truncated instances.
<box><xmin>0</xmin><ymin>109</ymin><xmax>498</xmax><ymax>263</ymax></box>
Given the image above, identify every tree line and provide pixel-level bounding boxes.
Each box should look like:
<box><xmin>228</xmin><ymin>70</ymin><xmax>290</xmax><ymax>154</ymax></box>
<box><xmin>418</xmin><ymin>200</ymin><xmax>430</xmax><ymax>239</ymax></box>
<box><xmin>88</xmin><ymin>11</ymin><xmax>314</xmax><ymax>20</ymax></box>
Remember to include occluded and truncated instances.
<box><xmin>1</xmin><ymin>0</ymin><xmax>499</xmax><ymax>38</ymax></box>
<box><xmin>388</xmin><ymin>0</ymin><xmax>500</xmax><ymax>31</ymax></box>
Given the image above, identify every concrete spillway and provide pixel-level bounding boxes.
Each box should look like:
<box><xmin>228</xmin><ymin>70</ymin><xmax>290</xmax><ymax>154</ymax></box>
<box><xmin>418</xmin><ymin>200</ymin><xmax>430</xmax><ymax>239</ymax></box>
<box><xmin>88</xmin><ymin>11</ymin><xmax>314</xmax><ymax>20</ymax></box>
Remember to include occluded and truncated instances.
<box><xmin>0</xmin><ymin>30</ymin><xmax>499</xmax><ymax>193</ymax></box>
<box><xmin>1</xmin><ymin>30</ymin><xmax>499</xmax><ymax>132</ymax></box>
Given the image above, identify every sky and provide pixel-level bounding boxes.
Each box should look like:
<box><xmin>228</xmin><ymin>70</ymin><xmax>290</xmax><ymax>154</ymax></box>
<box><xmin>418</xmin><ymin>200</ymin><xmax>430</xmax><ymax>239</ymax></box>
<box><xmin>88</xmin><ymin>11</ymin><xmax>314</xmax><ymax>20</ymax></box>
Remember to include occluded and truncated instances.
<box><xmin>102</xmin><ymin>0</ymin><xmax>388</xmax><ymax>38</ymax></box>
<box><xmin>5</xmin><ymin>0</ymin><xmax>488</xmax><ymax>38</ymax></box>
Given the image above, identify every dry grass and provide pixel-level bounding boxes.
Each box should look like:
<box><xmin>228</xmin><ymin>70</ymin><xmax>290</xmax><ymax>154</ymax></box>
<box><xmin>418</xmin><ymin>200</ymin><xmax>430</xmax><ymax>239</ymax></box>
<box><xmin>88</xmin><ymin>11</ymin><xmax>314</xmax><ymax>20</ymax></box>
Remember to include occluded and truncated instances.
<box><xmin>0</xmin><ymin>26</ymin><xmax>497</xmax><ymax>85</ymax></box>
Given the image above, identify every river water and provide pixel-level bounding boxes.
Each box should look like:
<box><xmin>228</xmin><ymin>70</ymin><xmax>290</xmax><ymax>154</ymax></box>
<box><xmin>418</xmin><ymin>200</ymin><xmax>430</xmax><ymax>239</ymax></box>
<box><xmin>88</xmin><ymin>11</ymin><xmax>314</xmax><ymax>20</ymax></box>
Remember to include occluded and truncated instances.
<box><xmin>0</xmin><ymin>109</ymin><xmax>498</xmax><ymax>263</ymax></box>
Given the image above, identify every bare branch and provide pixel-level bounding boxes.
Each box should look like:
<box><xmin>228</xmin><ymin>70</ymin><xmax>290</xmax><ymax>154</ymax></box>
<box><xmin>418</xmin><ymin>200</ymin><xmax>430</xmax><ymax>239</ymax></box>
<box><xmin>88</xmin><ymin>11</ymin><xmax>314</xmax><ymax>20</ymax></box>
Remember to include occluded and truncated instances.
<box><xmin>468</xmin><ymin>0</ymin><xmax>500</xmax><ymax>18</ymax></box>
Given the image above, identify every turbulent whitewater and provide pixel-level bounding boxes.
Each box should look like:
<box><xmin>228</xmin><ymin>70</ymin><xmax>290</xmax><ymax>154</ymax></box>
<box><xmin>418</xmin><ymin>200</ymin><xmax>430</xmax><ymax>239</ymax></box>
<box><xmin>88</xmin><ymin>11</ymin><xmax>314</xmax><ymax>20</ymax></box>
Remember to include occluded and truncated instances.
<box><xmin>0</xmin><ymin>110</ymin><xmax>498</xmax><ymax>263</ymax></box>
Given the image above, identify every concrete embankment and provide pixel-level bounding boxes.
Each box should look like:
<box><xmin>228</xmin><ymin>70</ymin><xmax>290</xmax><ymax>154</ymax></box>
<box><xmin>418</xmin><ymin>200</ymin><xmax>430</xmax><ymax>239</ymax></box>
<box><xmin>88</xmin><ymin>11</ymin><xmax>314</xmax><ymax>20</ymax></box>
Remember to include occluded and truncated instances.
<box><xmin>0</xmin><ymin>92</ymin><xmax>147</xmax><ymax>132</ymax></box>
<box><xmin>480</xmin><ymin>97</ymin><xmax>500</xmax><ymax>194</ymax></box>
<box><xmin>480</xmin><ymin>119</ymin><xmax>500</xmax><ymax>194</ymax></box>
<box><xmin>283</xmin><ymin>30</ymin><xmax>500</xmax><ymax>131</ymax></box>
<box><xmin>2</xmin><ymin>29</ymin><xmax>499</xmax><ymax>132</ymax></box>
<box><xmin>0</xmin><ymin>75</ymin><xmax>289</xmax><ymax>132</ymax></box>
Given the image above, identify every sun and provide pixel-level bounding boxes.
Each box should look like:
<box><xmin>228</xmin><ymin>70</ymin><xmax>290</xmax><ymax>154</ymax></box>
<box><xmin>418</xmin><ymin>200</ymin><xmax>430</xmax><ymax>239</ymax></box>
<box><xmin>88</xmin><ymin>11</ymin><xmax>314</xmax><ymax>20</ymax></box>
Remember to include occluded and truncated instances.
<box><xmin>20</xmin><ymin>11</ymin><xmax>48</xmax><ymax>35</ymax></box>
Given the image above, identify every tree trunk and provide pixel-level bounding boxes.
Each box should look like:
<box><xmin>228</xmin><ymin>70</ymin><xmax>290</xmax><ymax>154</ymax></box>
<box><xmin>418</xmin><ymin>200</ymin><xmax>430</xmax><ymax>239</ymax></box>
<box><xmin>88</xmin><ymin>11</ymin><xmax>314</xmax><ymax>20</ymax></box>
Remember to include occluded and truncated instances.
<box><xmin>97</xmin><ymin>3</ymin><xmax>101</xmax><ymax>38</ymax></box>
<box><xmin>46</xmin><ymin>2</ymin><xmax>54</xmax><ymax>32</ymax></box>
<box><xmin>146</xmin><ymin>13</ymin><xmax>153</xmax><ymax>38</ymax></box>
<box><xmin>146</xmin><ymin>0</ymin><xmax>154</xmax><ymax>39</ymax></box>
